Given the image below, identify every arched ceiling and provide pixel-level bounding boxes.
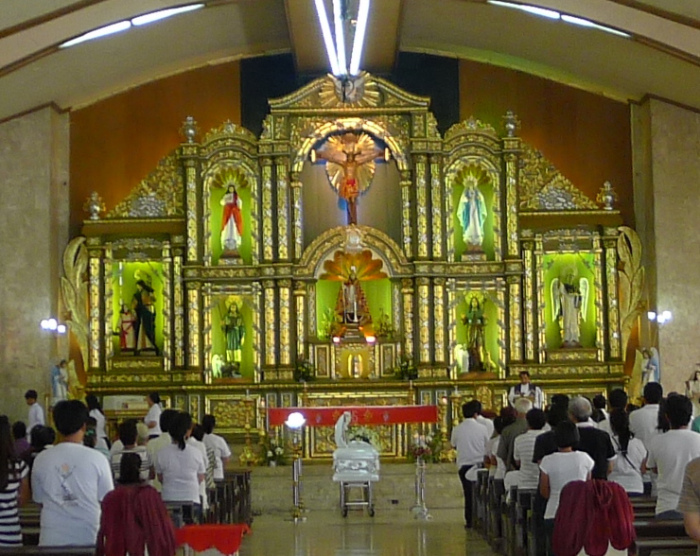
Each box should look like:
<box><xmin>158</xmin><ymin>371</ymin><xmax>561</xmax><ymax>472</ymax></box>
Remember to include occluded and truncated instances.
<box><xmin>0</xmin><ymin>0</ymin><xmax>697</xmax><ymax>123</ymax></box>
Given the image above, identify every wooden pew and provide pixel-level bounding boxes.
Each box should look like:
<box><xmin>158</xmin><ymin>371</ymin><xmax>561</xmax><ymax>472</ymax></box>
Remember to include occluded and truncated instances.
<box><xmin>502</xmin><ymin>486</ymin><xmax>518</xmax><ymax>556</ymax></box>
<box><xmin>0</xmin><ymin>548</ymin><xmax>95</xmax><ymax>555</ymax></box>
<box><xmin>515</xmin><ymin>489</ymin><xmax>536</xmax><ymax>556</ymax></box>
<box><xmin>634</xmin><ymin>519</ymin><xmax>696</xmax><ymax>556</ymax></box>
<box><xmin>475</xmin><ymin>469</ymin><xmax>489</xmax><ymax>534</ymax></box>
<box><xmin>487</xmin><ymin>478</ymin><xmax>505</xmax><ymax>551</ymax></box>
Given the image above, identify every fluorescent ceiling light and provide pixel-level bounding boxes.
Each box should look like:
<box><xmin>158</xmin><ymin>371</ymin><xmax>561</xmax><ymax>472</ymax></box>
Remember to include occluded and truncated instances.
<box><xmin>561</xmin><ymin>14</ymin><xmax>631</xmax><ymax>37</ymax></box>
<box><xmin>60</xmin><ymin>20</ymin><xmax>131</xmax><ymax>48</ymax></box>
<box><xmin>315</xmin><ymin>0</ymin><xmax>341</xmax><ymax>75</ymax></box>
<box><xmin>487</xmin><ymin>1</ymin><xmax>559</xmax><ymax>20</ymax></box>
<box><xmin>333</xmin><ymin>0</ymin><xmax>347</xmax><ymax>76</ymax></box>
<box><xmin>349</xmin><ymin>0</ymin><xmax>370</xmax><ymax>76</ymax></box>
<box><xmin>132</xmin><ymin>3</ymin><xmax>204</xmax><ymax>26</ymax></box>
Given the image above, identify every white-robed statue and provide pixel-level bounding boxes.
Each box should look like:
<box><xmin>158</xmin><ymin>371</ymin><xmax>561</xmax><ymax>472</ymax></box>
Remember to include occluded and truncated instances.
<box><xmin>551</xmin><ymin>268</ymin><xmax>589</xmax><ymax>347</ymax></box>
<box><xmin>457</xmin><ymin>176</ymin><xmax>487</xmax><ymax>249</ymax></box>
<box><xmin>220</xmin><ymin>184</ymin><xmax>243</xmax><ymax>254</ymax></box>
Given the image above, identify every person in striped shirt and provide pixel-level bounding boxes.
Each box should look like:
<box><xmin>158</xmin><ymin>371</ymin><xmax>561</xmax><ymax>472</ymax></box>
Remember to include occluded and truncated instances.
<box><xmin>0</xmin><ymin>415</ymin><xmax>30</xmax><ymax>547</ymax></box>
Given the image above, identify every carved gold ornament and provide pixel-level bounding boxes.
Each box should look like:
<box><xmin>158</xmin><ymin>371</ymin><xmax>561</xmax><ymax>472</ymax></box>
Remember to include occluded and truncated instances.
<box><xmin>60</xmin><ymin>237</ymin><xmax>89</xmax><ymax>370</ymax></box>
<box><xmin>617</xmin><ymin>226</ymin><xmax>645</xmax><ymax>357</ymax></box>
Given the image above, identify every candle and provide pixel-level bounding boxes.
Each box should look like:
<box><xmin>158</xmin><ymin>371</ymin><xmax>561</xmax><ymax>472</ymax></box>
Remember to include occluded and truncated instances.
<box><xmin>246</xmin><ymin>388</ymin><xmax>250</xmax><ymax>398</ymax></box>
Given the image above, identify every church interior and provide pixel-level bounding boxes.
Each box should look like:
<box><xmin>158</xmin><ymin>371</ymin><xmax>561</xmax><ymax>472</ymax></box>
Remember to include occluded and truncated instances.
<box><xmin>1</xmin><ymin>0</ymin><xmax>699</xmax><ymax>553</ymax></box>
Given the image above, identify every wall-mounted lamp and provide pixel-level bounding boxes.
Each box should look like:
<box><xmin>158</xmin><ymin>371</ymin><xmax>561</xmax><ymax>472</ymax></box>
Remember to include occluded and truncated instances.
<box><xmin>40</xmin><ymin>318</ymin><xmax>67</xmax><ymax>334</ymax></box>
<box><xmin>648</xmin><ymin>310</ymin><xmax>672</xmax><ymax>324</ymax></box>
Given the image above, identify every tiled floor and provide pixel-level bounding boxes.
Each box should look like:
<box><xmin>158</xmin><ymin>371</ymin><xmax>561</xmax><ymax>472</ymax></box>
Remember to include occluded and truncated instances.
<box><xmin>237</xmin><ymin>508</ymin><xmax>496</xmax><ymax>556</ymax></box>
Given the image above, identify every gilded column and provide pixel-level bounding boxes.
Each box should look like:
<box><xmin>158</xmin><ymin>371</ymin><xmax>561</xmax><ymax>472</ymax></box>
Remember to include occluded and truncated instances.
<box><xmin>291</xmin><ymin>174</ymin><xmax>303</xmax><ymax>260</ymax></box>
<box><xmin>307</xmin><ymin>283</ymin><xmax>317</xmax><ymax>338</ymax></box>
<box><xmin>392</xmin><ymin>282</ymin><xmax>401</xmax><ymax>339</ymax></box>
<box><xmin>183</xmin><ymin>154</ymin><xmax>199</xmax><ymax>263</ymax></box>
<box><xmin>294</xmin><ymin>281</ymin><xmax>307</xmax><ymax>359</ymax></box>
<box><xmin>279</xmin><ymin>279</ymin><xmax>291</xmax><ymax>365</ymax></box>
<box><xmin>593</xmin><ymin>235</ymin><xmax>605</xmax><ymax>362</ymax></box>
<box><xmin>252</xmin><ymin>282</ymin><xmax>262</xmax><ymax>382</ymax></box>
<box><xmin>402</xmin><ymin>279</ymin><xmax>415</xmax><ymax>358</ymax></box>
<box><xmin>162</xmin><ymin>242</ymin><xmax>172</xmax><ymax>371</ymax></box>
<box><xmin>417</xmin><ymin>277</ymin><xmax>431</xmax><ymax>363</ymax></box>
<box><xmin>415</xmin><ymin>155</ymin><xmax>429</xmax><ymax>259</ymax></box>
<box><xmin>103</xmin><ymin>246</ymin><xmax>113</xmax><ymax>365</ymax></box>
<box><xmin>535</xmin><ymin>235</ymin><xmax>546</xmax><ymax>363</ymax></box>
<box><xmin>88</xmin><ymin>249</ymin><xmax>102</xmax><ymax>370</ymax></box>
<box><xmin>433</xmin><ymin>278</ymin><xmax>446</xmax><ymax>363</ymax></box>
<box><xmin>430</xmin><ymin>155</ymin><xmax>443</xmax><ymax>259</ymax></box>
<box><xmin>502</xmin><ymin>141</ymin><xmax>521</xmax><ymax>259</ymax></box>
<box><xmin>447</xmin><ymin>279</ymin><xmax>457</xmax><ymax>376</ymax></box>
<box><xmin>496</xmin><ymin>284</ymin><xmax>507</xmax><ymax>377</ymax></box>
<box><xmin>445</xmin><ymin>173</ymin><xmax>455</xmax><ymax>263</ymax></box>
<box><xmin>261</xmin><ymin>158</ymin><xmax>274</xmax><ymax>262</ymax></box>
<box><xmin>187</xmin><ymin>282</ymin><xmax>201</xmax><ymax>369</ymax></box>
<box><xmin>276</xmin><ymin>159</ymin><xmax>289</xmax><ymax>260</ymax></box>
<box><xmin>202</xmin><ymin>284</ymin><xmax>212</xmax><ymax>374</ymax></box>
<box><xmin>400</xmin><ymin>170</ymin><xmax>413</xmax><ymax>259</ymax></box>
<box><xmin>507</xmin><ymin>275</ymin><xmax>523</xmax><ymax>365</ymax></box>
<box><xmin>523</xmin><ymin>240</ymin><xmax>536</xmax><ymax>361</ymax></box>
<box><xmin>173</xmin><ymin>248</ymin><xmax>185</xmax><ymax>367</ymax></box>
<box><xmin>263</xmin><ymin>280</ymin><xmax>277</xmax><ymax>366</ymax></box>
<box><xmin>604</xmin><ymin>233</ymin><xmax>621</xmax><ymax>359</ymax></box>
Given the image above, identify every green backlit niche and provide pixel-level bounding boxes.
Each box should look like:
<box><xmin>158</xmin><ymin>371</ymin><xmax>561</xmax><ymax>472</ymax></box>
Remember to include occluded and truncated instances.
<box><xmin>452</xmin><ymin>165</ymin><xmax>495</xmax><ymax>261</ymax></box>
<box><xmin>210</xmin><ymin>296</ymin><xmax>254</xmax><ymax>380</ymax></box>
<box><xmin>455</xmin><ymin>292</ymin><xmax>499</xmax><ymax>373</ymax></box>
<box><xmin>543</xmin><ymin>253</ymin><xmax>597</xmax><ymax>349</ymax></box>
<box><xmin>111</xmin><ymin>261</ymin><xmax>164</xmax><ymax>355</ymax></box>
<box><xmin>209</xmin><ymin>168</ymin><xmax>253</xmax><ymax>265</ymax></box>
<box><xmin>316</xmin><ymin>278</ymin><xmax>393</xmax><ymax>339</ymax></box>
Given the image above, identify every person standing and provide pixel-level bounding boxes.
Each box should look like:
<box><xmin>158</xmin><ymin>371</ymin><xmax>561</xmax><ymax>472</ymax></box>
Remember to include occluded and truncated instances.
<box><xmin>630</xmin><ymin>382</ymin><xmax>663</xmax><ymax>494</ymax></box>
<box><xmin>24</xmin><ymin>390</ymin><xmax>45</xmax><ymax>436</ymax></box>
<box><xmin>31</xmin><ymin>400</ymin><xmax>114</xmax><ymax>546</ymax></box>
<box><xmin>86</xmin><ymin>394</ymin><xmax>109</xmax><ymax>449</ymax></box>
<box><xmin>450</xmin><ymin>400</ymin><xmax>490</xmax><ymax>529</ymax></box>
<box><xmin>608</xmin><ymin>409</ymin><xmax>646</xmax><ymax>496</ymax></box>
<box><xmin>512</xmin><ymin>408</ymin><xmax>548</xmax><ymax>490</ymax></box>
<box><xmin>0</xmin><ymin>415</ymin><xmax>30</xmax><ymax>548</ymax></box>
<box><xmin>508</xmin><ymin>371</ymin><xmax>543</xmax><ymax>409</ymax></box>
<box><xmin>202</xmin><ymin>415</ymin><xmax>231</xmax><ymax>481</ymax></box>
<box><xmin>498</xmin><ymin>398</ymin><xmax>532</xmax><ymax>471</ymax></box>
<box><xmin>569</xmin><ymin>397</ymin><xmax>616</xmax><ymax>480</ymax></box>
<box><xmin>144</xmin><ymin>392</ymin><xmax>162</xmax><ymax>440</ymax></box>
<box><xmin>643</xmin><ymin>394</ymin><xmax>700</xmax><ymax>519</ymax></box>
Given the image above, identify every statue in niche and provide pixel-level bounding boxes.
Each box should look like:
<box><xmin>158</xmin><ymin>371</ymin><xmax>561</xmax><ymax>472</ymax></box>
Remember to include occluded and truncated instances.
<box><xmin>118</xmin><ymin>303</ymin><xmax>137</xmax><ymax>351</ymax></box>
<box><xmin>462</xmin><ymin>296</ymin><xmax>487</xmax><ymax>371</ymax></box>
<box><xmin>551</xmin><ymin>266</ymin><xmax>589</xmax><ymax>347</ymax></box>
<box><xmin>313</xmin><ymin>132</ymin><xmax>385</xmax><ymax>225</ymax></box>
<box><xmin>132</xmin><ymin>279</ymin><xmax>159</xmax><ymax>356</ymax></box>
<box><xmin>642</xmin><ymin>347</ymin><xmax>660</xmax><ymax>384</ymax></box>
<box><xmin>221</xmin><ymin>301</ymin><xmax>245</xmax><ymax>364</ymax></box>
<box><xmin>50</xmin><ymin>359</ymin><xmax>69</xmax><ymax>405</ymax></box>
<box><xmin>457</xmin><ymin>175</ymin><xmax>487</xmax><ymax>250</ymax></box>
<box><xmin>220</xmin><ymin>184</ymin><xmax>243</xmax><ymax>256</ymax></box>
<box><xmin>337</xmin><ymin>266</ymin><xmax>371</xmax><ymax>325</ymax></box>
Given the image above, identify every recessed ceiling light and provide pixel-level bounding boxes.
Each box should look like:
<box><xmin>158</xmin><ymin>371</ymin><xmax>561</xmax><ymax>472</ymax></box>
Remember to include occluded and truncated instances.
<box><xmin>132</xmin><ymin>4</ymin><xmax>205</xmax><ymax>26</ymax></box>
<box><xmin>487</xmin><ymin>1</ymin><xmax>560</xmax><ymax>20</ymax></box>
<box><xmin>60</xmin><ymin>21</ymin><xmax>131</xmax><ymax>48</ymax></box>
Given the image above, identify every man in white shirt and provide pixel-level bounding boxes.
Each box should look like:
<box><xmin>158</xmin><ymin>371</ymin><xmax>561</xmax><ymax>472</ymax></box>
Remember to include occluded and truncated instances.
<box><xmin>644</xmin><ymin>394</ymin><xmax>700</xmax><ymax>519</ymax></box>
<box><xmin>512</xmin><ymin>408</ymin><xmax>547</xmax><ymax>490</ymax></box>
<box><xmin>31</xmin><ymin>399</ymin><xmax>114</xmax><ymax>546</ymax></box>
<box><xmin>630</xmin><ymin>382</ymin><xmax>663</xmax><ymax>494</ymax></box>
<box><xmin>508</xmin><ymin>371</ymin><xmax>543</xmax><ymax>409</ymax></box>
<box><xmin>451</xmin><ymin>400</ymin><xmax>490</xmax><ymax>529</ymax></box>
<box><xmin>25</xmin><ymin>390</ymin><xmax>45</xmax><ymax>435</ymax></box>
<box><xmin>146</xmin><ymin>409</ymin><xmax>178</xmax><ymax>492</ymax></box>
<box><xmin>202</xmin><ymin>414</ymin><xmax>231</xmax><ymax>481</ymax></box>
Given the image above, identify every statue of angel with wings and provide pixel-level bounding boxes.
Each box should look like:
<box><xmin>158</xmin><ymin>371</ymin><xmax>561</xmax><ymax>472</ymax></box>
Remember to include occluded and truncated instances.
<box><xmin>313</xmin><ymin>132</ymin><xmax>386</xmax><ymax>225</ymax></box>
<box><xmin>551</xmin><ymin>267</ymin><xmax>589</xmax><ymax>347</ymax></box>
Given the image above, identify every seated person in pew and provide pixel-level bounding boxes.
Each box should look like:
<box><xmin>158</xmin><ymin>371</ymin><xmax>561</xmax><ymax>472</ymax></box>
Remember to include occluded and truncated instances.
<box><xmin>608</xmin><ymin>409</ymin><xmax>646</xmax><ymax>497</ymax></box>
<box><xmin>678</xmin><ymin>455</ymin><xmax>700</xmax><ymax>551</ymax></box>
<box><xmin>643</xmin><ymin>394</ymin><xmax>700</xmax><ymax>520</ymax></box>
<box><xmin>504</xmin><ymin>408</ymin><xmax>547</xmax><ymax>495</ymax></box>
<box><xmin>540</xmin><ymin>421</ymin><xmax>595</xmax><ymax>555</ymax></box>
<box><xmin>569</xmin><ymin>397</ymin><xmax>617</xmax><ymax>480</ymax></box>
<box><xmin>97</xmin><ymin>452</ymin><xmax>177</xmax><ymax>556</ymax></box>
<box><xmin>485</xmin><ymin>416</ymin><xmax>507</xmax><ymax>480</ymax></box>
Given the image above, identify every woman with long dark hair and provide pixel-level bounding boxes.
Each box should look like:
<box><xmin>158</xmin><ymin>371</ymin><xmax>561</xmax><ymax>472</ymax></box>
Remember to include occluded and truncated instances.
<box><xmin>609</xmin><ymin>409</ymin><xmax>646</xmax><ymax>496</ymax></box>
<box><xmin>86</xmin><ymin>394</ymin><xmax>110</xmax><ymax>449</ymax></box>
<box><xmin>155</xmin><ymin>412</ymin><xmax>205</xmax><ymax>510</ymax></box>
<box><xmin>0</xmin><ymin>415</ymin><xmax>30</xmax><ymax>547</ymax></box>
<box><xmin>144</xmin><ymin>392</ymin><xmax>162</xmax><ymax>440</ymax></box>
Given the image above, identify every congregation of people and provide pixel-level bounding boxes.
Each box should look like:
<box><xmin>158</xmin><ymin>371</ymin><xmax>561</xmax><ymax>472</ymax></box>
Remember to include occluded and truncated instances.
<box><xmin>451</xmin><ymin>372</ymin><xmax>700</xmax><ymax>555</ymax></box>
<box><xmin>0</xmin><ymin>389</ymin><xmax>231</xmax><ymax>553</ymax></box>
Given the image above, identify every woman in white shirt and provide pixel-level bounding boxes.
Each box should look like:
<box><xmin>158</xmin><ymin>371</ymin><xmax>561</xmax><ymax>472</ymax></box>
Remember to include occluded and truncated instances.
<box><xmin>608</xmin><ymin>409</ymin><xmax>646</xmax><ymax>496</ymax></box>
<box><xmin>540</xmin><ymin>421</ymin><xmax>594</xmax><ymax>554</ymax></box>
<box><xmin>86</xmin><ymin>394</ymin><xmax>110</xmax><ymax>449</ymax></box>
<box><xmin>155</xmin><ymin>412</ymin><xmax>205</xmax><ymax>512</ymax></box>
<box><xmin>144</xmin><ymin>392</ymin><xmax>162</xmax><ymax>440</ymax></box>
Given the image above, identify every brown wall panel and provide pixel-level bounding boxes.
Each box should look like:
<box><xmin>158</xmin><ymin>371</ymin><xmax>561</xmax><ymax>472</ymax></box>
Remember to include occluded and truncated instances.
<box><xmin>70</xmin><ymin>61</ymin><xmax>241</xmax><ymax>235</ymax></box>
<box><xmin>459</xmin><ymin>59</ymin><xmax>633</xmax><ymax>225</ymax></box>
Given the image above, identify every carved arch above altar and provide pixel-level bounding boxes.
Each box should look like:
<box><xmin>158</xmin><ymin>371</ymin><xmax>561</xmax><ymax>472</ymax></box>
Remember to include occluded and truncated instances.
<box><xmin>296</xmin><ymin>225</ymin><xmax>411</xmax><ymax>279</ymax></box>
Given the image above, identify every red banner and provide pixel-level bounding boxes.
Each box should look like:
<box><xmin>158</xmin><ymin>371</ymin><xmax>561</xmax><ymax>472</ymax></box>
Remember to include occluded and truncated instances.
<box><xmin>267</xmin><ymin>405</ymin><xmax>439</xmax><ymax>427</ymax></box>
